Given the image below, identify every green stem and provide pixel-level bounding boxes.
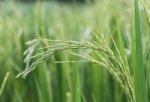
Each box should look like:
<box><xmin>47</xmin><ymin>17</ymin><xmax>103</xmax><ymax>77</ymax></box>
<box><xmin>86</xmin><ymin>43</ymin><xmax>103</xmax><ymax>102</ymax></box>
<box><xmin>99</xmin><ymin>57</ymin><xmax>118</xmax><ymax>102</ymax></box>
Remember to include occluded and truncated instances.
<box><xmin>134</xmin><ymin>0</ymin><xmax>148</xmax><ymax>102</ymax></box>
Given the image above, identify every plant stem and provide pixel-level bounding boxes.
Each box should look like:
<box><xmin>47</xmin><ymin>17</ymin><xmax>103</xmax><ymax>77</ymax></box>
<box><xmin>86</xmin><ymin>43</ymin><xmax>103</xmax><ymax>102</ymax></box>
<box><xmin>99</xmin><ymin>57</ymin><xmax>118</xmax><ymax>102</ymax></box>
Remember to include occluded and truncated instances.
<box><xmin>134</xmin><ymin>0</ymin><xmax>148</xmax><ymax>102</ymax></box>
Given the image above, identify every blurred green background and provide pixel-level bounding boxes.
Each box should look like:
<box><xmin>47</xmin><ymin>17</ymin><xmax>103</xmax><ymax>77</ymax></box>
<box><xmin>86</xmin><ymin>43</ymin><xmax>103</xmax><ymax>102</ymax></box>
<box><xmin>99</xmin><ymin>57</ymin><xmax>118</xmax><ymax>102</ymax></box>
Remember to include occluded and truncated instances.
<box><xmin>0</xmin><ymin>0</ymin><xmax>150</xmax><ymax>102</ymax></box>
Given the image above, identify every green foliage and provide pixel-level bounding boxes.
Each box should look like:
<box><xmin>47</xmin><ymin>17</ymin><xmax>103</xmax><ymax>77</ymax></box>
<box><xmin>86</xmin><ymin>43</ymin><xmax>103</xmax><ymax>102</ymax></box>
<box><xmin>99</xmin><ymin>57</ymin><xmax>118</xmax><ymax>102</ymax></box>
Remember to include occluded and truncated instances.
<box><xmin>133</xmin><ymin>0</ymin><xmax>148</xmax><ymax>102</ymax></box>
<box><xmin>0</xmin><ymin>0</ymin><xmax>150</xmax><ymax>102</ymax></box>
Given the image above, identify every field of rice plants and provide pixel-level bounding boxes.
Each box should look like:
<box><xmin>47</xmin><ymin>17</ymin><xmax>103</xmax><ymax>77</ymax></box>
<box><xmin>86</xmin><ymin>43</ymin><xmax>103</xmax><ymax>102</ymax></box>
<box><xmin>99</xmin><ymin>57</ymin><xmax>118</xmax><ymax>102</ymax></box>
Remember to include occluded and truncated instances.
<box><xmin>0</xmin><ymin>0</ymin><xmax>150</xmax><ymax>102</ymax></box>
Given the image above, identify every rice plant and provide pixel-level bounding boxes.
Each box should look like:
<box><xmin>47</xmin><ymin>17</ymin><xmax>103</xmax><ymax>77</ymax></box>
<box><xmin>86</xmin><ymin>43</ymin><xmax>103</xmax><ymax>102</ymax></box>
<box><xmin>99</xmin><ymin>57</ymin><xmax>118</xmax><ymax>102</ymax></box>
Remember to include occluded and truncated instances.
<box><xmin>16</xmin><ymin>32</ymin><xmax>135</xmax><ymax>102</ymax></box>
<box><xmin>0</xmin><ymin>0</ymin><xmax>150</xmax><ymax>102</ymax></box>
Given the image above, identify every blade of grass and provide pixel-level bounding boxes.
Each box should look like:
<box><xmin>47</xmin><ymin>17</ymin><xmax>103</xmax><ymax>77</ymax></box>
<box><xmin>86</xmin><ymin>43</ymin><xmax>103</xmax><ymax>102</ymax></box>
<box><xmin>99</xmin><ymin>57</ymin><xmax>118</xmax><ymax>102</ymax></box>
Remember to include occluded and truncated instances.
<box><xmin>72</xmin><ymin>63</ymin><xmax>81</xmax><ymax>102</ymax></box>
<box><xmin>0</xmin><ymin>72</ymin><xmax>9</xmax><ymax>96</ymax></box>
<box><xmin>134</xmin><ymin>0</ymin><xmax>148</xmax><ymax>102</ymax></box>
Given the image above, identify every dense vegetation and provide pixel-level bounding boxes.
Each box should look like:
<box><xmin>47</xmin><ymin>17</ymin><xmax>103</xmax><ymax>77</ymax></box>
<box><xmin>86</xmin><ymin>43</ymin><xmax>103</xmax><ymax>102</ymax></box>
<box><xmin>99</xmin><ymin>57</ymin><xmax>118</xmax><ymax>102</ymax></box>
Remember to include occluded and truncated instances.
<box><xmin>0</xmin><ymin>0</ymin><xmax>94</xmax><ymax>3</ymax></box>
<box><xmin>0</xmin><ymin>0</ymin><xmax>150</xmax><ymax>102</ymax></box>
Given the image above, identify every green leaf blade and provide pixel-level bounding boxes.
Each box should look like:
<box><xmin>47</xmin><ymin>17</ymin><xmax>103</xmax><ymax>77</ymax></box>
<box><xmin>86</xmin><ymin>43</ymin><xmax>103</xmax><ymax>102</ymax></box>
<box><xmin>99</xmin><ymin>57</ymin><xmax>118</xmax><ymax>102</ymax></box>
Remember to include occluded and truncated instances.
<box><xmin>134</xmin><ymin>0</ymin><xmax>148</xmax><ymax>102</ymax></box>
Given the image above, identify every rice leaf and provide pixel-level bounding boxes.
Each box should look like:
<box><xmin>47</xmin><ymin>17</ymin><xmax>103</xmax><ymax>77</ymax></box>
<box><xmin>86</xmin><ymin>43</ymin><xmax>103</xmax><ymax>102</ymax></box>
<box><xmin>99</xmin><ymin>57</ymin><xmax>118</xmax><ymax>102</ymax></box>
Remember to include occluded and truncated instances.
<box><xmin>134</xmin><ymin>0</ymin><xmax>148</xmax><ymax>102</ymax></box>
